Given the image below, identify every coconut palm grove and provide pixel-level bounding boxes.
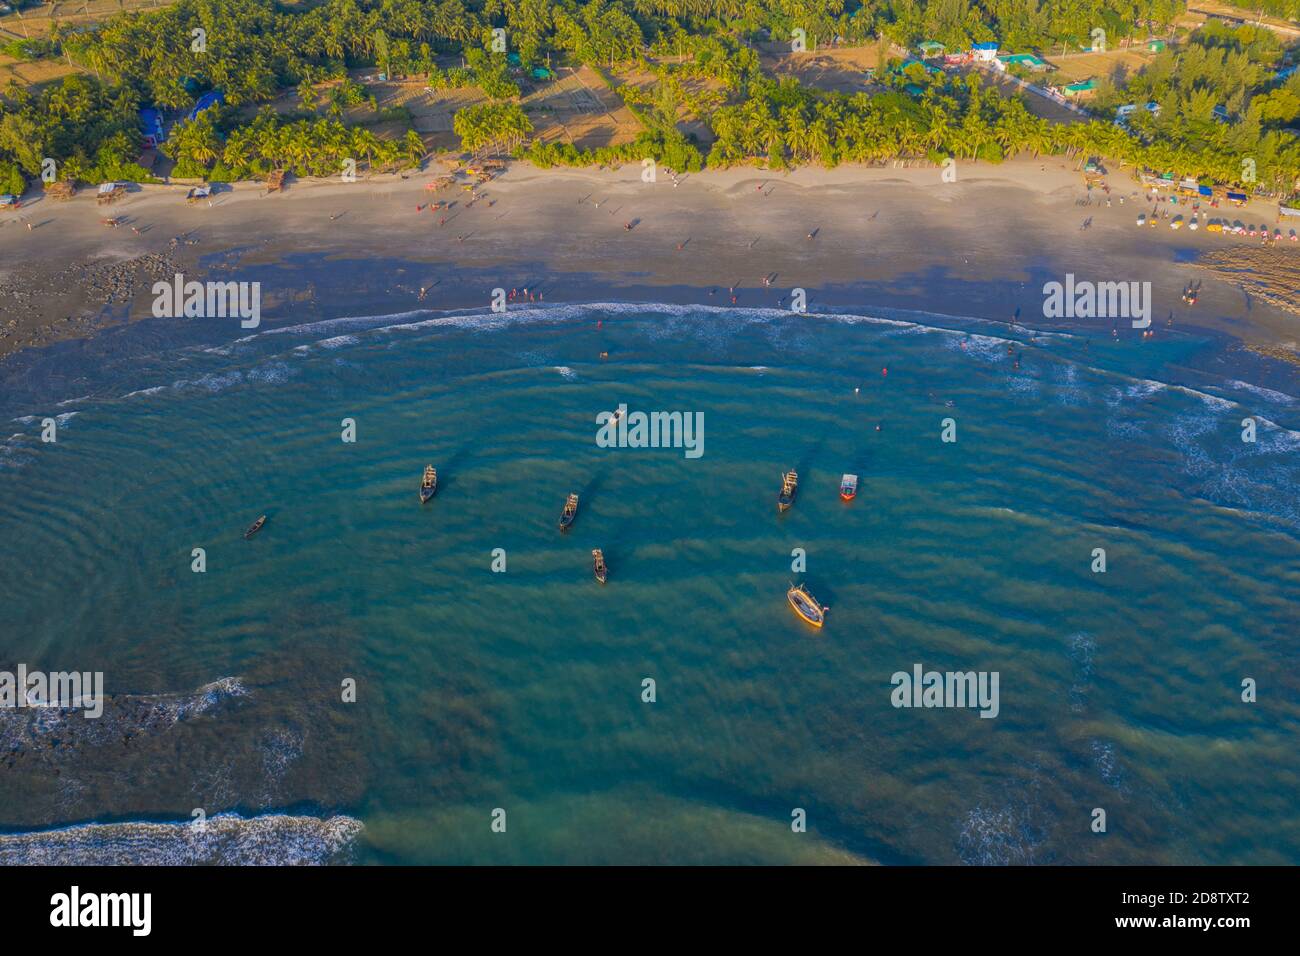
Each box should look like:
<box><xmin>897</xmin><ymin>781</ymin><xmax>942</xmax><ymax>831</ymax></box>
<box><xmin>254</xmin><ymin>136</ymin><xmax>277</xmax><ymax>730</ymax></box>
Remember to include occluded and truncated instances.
<box><xmin>0</xmin><ymin>0</ymin><xmax>1295</xmax><ymax>196</ymax></box>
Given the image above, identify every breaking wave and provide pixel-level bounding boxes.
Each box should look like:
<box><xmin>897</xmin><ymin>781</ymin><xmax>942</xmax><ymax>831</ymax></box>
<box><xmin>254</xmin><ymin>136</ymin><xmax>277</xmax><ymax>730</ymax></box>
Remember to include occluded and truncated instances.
<box><xmin>957</xmin><ymin>804</ymin><xmax>1047</xmax><ymax>865</ymax></box>
<box><xmin>0</xmin><ymin>812</ymin><xmax>362</xmax><ymax>865</ymax></box>
<box><xmin>0</xmin><ymin>677</ymin><xmax>249</xmax><ymax>755</ymax></box>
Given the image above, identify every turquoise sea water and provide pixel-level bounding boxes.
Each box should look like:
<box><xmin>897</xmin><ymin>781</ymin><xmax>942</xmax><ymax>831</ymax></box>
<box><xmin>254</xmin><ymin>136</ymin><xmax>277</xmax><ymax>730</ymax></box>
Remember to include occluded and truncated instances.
<box><xmin>0</xmin><ymin>301</ymin><xmax>1297</xmax><ymax>864</ymax></box>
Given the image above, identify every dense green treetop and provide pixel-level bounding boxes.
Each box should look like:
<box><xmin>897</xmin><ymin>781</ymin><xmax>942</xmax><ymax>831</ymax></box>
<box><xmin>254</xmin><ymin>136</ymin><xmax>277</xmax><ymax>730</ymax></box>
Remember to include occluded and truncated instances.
<box><xmin>0</xmin><ymin>0</ymin><xmax>1294</xmax><ymax>194</ymax></box>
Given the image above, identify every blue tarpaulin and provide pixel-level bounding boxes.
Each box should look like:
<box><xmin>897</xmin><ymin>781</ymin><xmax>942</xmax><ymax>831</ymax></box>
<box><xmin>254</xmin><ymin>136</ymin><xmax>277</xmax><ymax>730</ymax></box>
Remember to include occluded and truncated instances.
<box><xmin>139</xmin><ymin>108</ymin><xmax>165</xmax><ymax>146</ymax></box>
<box><xmin>188</xmin><ymin>91</ymin><xmax>225</xmax><ymax>122</ymax></box>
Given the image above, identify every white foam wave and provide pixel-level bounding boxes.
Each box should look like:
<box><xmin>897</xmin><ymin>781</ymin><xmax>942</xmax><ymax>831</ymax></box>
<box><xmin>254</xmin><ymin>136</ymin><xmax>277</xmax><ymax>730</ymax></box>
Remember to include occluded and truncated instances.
<box><xmin>1222</xmin><ymin>380</ymin><xmax>1299</xmax><ymax>407</ymax></box>
<box><xmin>0</xmin><ymin>430</ymin><xmax>35</xmax><ymax>470</ymax></box>
<box><xmin>957</xmin><ymin>804</ymin><xmax>1045</xmax><ymax>865</ymax></box>
<box><xmin>0</xmin><ymin>813</ymin><xmax>362</xmax><ymax>865</ymax></box>
<box><xmin>0</xmin><ymin>676</ymin><xmax>249</xmax><ymax>751</ymax></box>
<box><xmin>1124</xmin><ymin>379</ymin><xmax>1166</xmax><ymax>401</ymax></box>
<box><xmin>236</xmin><ymin>300</ymin><xmax>1003</xmax><ymax>354</ymax></box>
<box><xmin>121</xmin><ymin>385</ymin><xmax>167</xmax><ymax>399</ymax></box>
<box><xmin>12</xmin><ymin>411</ymin><xmax>78</xmax><ymax>426</ymax></box>
<box><xmin>1052</xmin><ymin>363</ymin><xmax>1086</xmax><ymax>407</ymax></box>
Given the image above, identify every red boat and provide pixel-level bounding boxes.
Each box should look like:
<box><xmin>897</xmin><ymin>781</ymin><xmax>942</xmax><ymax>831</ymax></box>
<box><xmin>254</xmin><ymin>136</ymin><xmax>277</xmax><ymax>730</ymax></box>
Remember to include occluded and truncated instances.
<box><xmin>840</xmin><ymin>474</ymin><xmax>858</xmax><ymax>501</ymax></box>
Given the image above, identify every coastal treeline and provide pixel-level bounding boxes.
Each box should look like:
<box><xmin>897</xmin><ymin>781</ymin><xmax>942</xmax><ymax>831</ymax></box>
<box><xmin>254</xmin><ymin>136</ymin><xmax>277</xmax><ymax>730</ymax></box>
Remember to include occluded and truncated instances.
<box><xmin>692</xmin><ymin>23</ymin><xmax>1299</xmax><ymax>193</ymax></box>
<box><xmin>169</xmin><ymin>110</ymin><xmax>425</xmax><ymax>180</ymax></box>
<box><xmin>0</xmin><ymin>0</ymin><xmax>1296</xmax><ymax>195</ymax></box>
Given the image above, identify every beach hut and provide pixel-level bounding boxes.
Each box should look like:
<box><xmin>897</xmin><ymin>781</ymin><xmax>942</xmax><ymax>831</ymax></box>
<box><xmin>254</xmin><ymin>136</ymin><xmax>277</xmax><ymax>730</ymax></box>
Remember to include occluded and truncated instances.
<box><xmin>1063</xmin><ymin>78</ymin><xmax>1097</xmax><ymax>99</ymax></box>
<box><xmin>917</xmin><ymin>41</ymin><xmax>944</xmax><ymax>59</ymax></box>
<box><xmin>971</xmin><ymin>42</ymin><xmax>999</xmax><ymax>63</ymax></box>
<box><xmin>1147</xmin><ymin>39</ymin><xmax>1167</xmax><ymax>53</ymax></box>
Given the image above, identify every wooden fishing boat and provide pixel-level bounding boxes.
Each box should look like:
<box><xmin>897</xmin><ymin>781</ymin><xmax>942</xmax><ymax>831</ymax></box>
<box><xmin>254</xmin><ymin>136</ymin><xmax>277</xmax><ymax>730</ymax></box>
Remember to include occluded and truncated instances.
<box><xmin>592</xmin><ymin>548</ymin><xmax>607</xmax><ymax>584</ymax></box>
<box><xmin>244</xmin><ymin>515</ymin><xmax>267</xmax><ymax>538</ymax></box>
<box><xmin>96</xmin><ymin>182</ymin><xmax>127</xmax><ymax>205</ymax></box>
<box><xmin>45</xmin><ymin>180</ymin><xmax>76</xmax><ymax>201</ymax></box>
<box><xmin>777</xmin><ymin>470</ymin><xmax>798</xmax><ymax>512</ymax></box>
<box><xmin>419</xmin><ymin>465</ymin><xmax>437</xmax><ymax>503</ymax></box>
<box><xmin>840</xmin><ymin>473</ymin><xmax>858</xmax><ymax>501</ymax></box>
<box><xmin>787</xmin><ymin>582</ymin><xmax>827</xmax><ymax>628</ymax></box>
<box><xmin>559</xmin><ymin>493</ymin><xmax>579</xmax><ymax>531</ymax></box>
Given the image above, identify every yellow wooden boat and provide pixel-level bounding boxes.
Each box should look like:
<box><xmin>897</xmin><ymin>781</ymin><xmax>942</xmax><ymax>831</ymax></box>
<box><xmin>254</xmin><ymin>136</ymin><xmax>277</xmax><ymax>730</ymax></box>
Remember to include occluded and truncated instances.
<box><xmin>787</xmin><ymin>582</ymin><xmax>826</xmax><ymax>627</ymax></box>
<box><xmin>777</xmin><ymin>469</ymin><xmax>798</xmax><ymax>512</ymax></box>
<box><xmin>592</xmin><ymin>548</ymin><xmax>607</xmax><ymax>584</ymax></box>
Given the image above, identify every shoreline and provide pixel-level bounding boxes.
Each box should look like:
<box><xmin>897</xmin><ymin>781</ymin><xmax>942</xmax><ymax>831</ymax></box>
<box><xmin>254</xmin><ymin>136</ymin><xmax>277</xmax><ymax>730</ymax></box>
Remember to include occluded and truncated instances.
<box><xmin>0</xmin><ymin>157</ymin><xmax>1296</xmax><ymax>365</ymax></box>
<box><xmin>3</xmin><ymin>290</ymin><xmax>1297</xmax><ymax>436</ymax></box>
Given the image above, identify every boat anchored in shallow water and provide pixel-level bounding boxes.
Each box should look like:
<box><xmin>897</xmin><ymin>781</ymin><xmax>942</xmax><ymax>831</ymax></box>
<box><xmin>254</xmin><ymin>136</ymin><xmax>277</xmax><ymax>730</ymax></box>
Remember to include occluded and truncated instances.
<box><xmin>419</xmin><ymin>465</ymin><xmax>437</xmax><ymax>503</ymax></box>
<box><xmin>787</xmin><ymin>582</ymin><xmax>827</xmax><ymax>627</ymax></box>
<box><xmin>592</xmin><ymin>548</ymin><xmax>607</xmax><ymax>584</ymax></box>
<box><xmin>244</xmin><ymin>515</ymin><xmax>267</xmax><ymax>539</ymax></box>
<box><xmin>777</xmin><ymin>470</ymin><xmax>798</xmax><ymax>512</ymax></box>
<box><xmin>559</xmin><ymin>493</ymin><xmax>579</xmax><ymax>531</ymax></box>
<box><xmin>840</xmin><ymin>473</ymin><xmax>858</xmax><ymax>501</ymax></box>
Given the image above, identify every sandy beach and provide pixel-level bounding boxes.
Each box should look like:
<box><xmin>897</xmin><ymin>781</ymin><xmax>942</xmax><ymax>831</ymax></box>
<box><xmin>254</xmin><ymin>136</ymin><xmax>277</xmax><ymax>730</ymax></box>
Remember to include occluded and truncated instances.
<box><xmin>0</xmin><ymin>157</ymin><xmax>1296</xmax><ymax>362</ymax></box>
